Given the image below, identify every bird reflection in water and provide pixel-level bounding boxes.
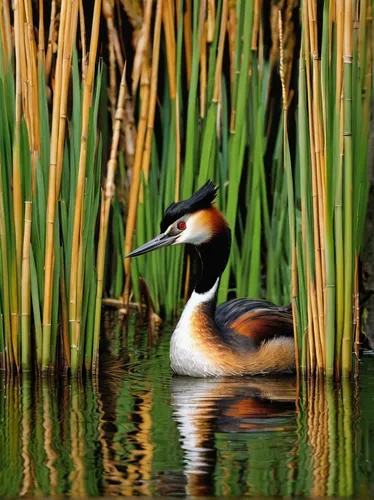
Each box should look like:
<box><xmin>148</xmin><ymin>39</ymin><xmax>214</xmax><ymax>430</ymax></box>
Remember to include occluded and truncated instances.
<box><xmin>170</xmin><ymin>376</ymin><xmax>297</xmax><ymax>496</ymax></box>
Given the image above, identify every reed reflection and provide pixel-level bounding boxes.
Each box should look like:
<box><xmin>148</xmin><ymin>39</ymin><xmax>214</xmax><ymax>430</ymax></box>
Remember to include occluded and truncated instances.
<box><xmin>295</xmin><ymin>376</ymin><xmax>359</xmax><ymax>497</ymax></box>
<box><xmin>0</xmin><ymin>353</ymin><xmax>372</xmax><ymax>497</ymax></box>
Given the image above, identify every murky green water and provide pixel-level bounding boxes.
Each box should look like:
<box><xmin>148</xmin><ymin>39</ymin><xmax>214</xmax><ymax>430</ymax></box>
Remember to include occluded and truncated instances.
<box><xmin>0</xmin><ymin>318</ymin><xmax>373</xmax><ymax>497</ymax></box>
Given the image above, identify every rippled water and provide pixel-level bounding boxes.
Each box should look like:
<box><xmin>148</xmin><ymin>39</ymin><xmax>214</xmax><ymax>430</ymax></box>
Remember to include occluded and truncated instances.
<box><xmin>0</xmin><ymin>316</ymin><xmax>373</xmax><ymax>497</ymax></box>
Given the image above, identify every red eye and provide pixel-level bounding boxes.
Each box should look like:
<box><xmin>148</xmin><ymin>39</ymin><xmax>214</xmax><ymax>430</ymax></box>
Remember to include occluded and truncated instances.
<box><xmin>177</xmin><ymin>221</ymin><xmax>186</xmax><ymax>231</ymax></box>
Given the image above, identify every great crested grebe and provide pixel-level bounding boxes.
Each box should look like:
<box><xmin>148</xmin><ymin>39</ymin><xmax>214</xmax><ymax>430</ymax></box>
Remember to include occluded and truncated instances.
<box><xmin>127</xmin><ymin>181</ymin><xmax>295</xmax><ymax>377</ymax></box>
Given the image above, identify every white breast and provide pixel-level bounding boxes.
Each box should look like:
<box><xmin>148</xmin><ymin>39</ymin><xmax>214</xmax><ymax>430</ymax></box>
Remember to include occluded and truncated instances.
<box><xmin>170</xmin><ymin>279</ymin><xmax>225</xmax><ymax>377</ymax></box>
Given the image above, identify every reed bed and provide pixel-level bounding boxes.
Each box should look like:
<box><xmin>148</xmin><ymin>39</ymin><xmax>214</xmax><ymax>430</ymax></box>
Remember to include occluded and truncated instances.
<box><xmin>0</xmin><ymin>0</ymin><xmax>372</xmax><ymax>377</ymax></box>
<box><xmin>0</xmin><ymin>0</ymin><xmax>106</xmax><ymax>374</ymax></box>
<box><xmin>291</xmin><ymin>0</ymin><xmax>373</xmax><ymax>376</ymax></box>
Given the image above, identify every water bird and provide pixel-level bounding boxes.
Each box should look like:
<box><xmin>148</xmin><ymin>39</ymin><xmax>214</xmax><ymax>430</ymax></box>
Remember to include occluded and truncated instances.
<box><xmin>127</xmin><ymin>181</ymin><xmax>295</xmax><ymax>376</ymax></box>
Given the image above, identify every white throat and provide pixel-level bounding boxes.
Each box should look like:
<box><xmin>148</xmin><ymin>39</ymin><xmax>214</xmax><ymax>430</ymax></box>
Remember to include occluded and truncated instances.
<box><xmin>170</xmin><ymin>279</ymin><xmax>221</xmax><ymax>377</ymax></box>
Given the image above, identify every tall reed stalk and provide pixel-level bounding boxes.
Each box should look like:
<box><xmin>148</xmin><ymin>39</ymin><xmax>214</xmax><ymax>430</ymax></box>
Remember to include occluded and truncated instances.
<box><xmin>289</xmin><ymin>0</ymin><xmax>372</xmax><ymax>377</ymax></box>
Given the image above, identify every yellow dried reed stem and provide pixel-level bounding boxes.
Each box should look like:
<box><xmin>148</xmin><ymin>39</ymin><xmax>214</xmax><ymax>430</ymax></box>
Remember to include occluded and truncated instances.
<box><xmin>141</xmin><ymin>0</ymin><xmax>162</xmax><ymax>183</ymax></box>
<box><xmin>2</xmin><ymin>0</ymin><xmax>12</xmax><ymax>68</ymax></box>
<box><xmin>42</xmin><ymin>0</ymin><xmax>68</xmax><ymax>368</ymax></box>
<box><xmin>103</xmin><ymin>0</ymin><xmax>118</xmax><ymax>117</ymax></box>
<box><xmin>109</xmin><ymin>30</ymin><xmax>117</xmax><ymax>118</ymax></box>
<box><xmin>207</xmin><ymin>0</ymin><xmax>215</xmax><ymax>42</ymax></box>
<box><xmin>200</xmin><ymin>22</ymin><xmax>207</xmax><ymax>118</ymax></box>
<box><xmin>38</xmin><ymin>0</ymin><xmax>45</xmax><ymax>57</ymax></box>
<box><xmin>123</xmin><ymin>87</ymin><xmax>136</xmax><ymax>172</ymax></box>
<box><xmin>251</xmin><ymin>0</ymin><xmax>261</xmax><ymax>50</ymax></box>
<box><xmin>21</xmin><ymin>201</ymin><xmax>32</xmax><ymax>368</ymax></box>
<box><xmin>227</xmin><ymin>2</ymin><xmax>237</xmax><ymax>88</ymax></box>
<box><xmin>306</xmin><ymin>0</ymin><xmax>326</xmax><ymax>368</ymax></box>
<box><xmin>79</xmin><ymin>0</ymin><xmax>87</xmax><ymax>80</ymax></box>
<box><xmin>175</xmin><ymin>88</ymin><xmax>181</xmax><ymax>202</ymax></box>
<box><xmin>162</xmin><ymin>0</ymin><xmax>176</xmax><ymax>99</ymax></box>
<box><xmin>93</xmin><ymin>68</ymin><xmax>127</xmax><ymax>369</ymax></box>
<box><xmin>13</xmin><ymin>0</ymin><xmax>24</xmax><ymax>286</ymax></box>
<box><xmin>56</xmin><ymin>0</ymin><xmax>79</xmax><ymax>195</ymax></box>
<box><xmin>132</xmin><ymin>0</ymin><xmax>152</xmax><ymax>97</ymax></box>
<box><xmin>302</xmin><ymin>2</ymin><xmax>324</xmax><ymax>371</ymax></box>
<box><xmin>69</xmin><ymin>0</ymin><xmax>102</xmax><ymax>375</ymax></box>
<box><xmin>213</xmin><ymin>0</ymin><xmax>228</xmax><ymax>103</ymax></box>
<box><xmin>184</xmin><ymin>0</ymin><xmax>192</xmax><ymax>87</ymax></box>
<box><xmin>0</xmin><ymin>1</ymin><xmax>8</xmax><ymax>71</ymax></box>
<box><xmin>21</xmin><ymin>9</ymin><xmax>40</xmax><ymax>368</ymax></box>
<box><xmin>123</xmin><ymin>64</ymin><xmax>151</xmax><ymax>304</ymax></box>
<box><xmin>45</xmin><ymin>0</ymin><xmax>56</xmax><ymax>80</ymax></box>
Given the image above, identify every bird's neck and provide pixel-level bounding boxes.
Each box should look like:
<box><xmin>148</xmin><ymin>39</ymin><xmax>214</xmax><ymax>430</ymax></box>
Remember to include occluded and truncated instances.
<box><xmin>194</xmin><ymin>226</ymin><xmax>231</xmax><ymax>297</ymax></box>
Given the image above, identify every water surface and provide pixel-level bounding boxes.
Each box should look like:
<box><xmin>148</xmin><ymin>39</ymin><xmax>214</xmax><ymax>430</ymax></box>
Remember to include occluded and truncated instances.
<box><xmin>0</xmin><ymin>317</ymin><xmax>373</xmax><ymax>497</ymax></box>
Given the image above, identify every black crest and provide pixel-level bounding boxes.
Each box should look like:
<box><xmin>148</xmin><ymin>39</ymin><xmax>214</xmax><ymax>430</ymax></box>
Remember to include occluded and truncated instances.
<box><xmin>160</xmin><ymin>180</ymin><xmax>218</xmax><ymax>232</ymax></box>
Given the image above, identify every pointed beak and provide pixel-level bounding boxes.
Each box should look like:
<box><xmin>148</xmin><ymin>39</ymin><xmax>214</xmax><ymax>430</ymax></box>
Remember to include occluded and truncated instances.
<box><xmin>126</xmin><ymin>233</ymin><xmax>178</xmax><ymax>258</ymax></box>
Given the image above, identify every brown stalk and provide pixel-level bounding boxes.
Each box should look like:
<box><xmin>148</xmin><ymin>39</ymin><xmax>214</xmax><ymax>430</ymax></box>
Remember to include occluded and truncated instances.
<box><xmin>184</xmin><ymin>254</ymin><xmax>191</xmax><ymax>303</ymax></box>
<box><xmin>206</xmin><ymin>0</ymin><xmax>215</xmax><ymax>42</ymax></box>
<box><xmin>162</xmin><ymin>0</ymin><xmax>176</xmax><ymax>99</ymax></box>
<box><xmin>298</xmin><ymin>46</ymin><xmax>314</xmax><ymax>373</ymax></box>
<box><xmin>227</xmin><ymin>3</ymin><xmax>237</xmax><ymax>88</ymax></box>
<box><xmin>123</xmin><ymin>64</ymin><xmax>151</xmax><ymax>304</ymax></box>
<box><xmin>132</xmin><ymin>0</ymin><xmax>152</xmax><ymax>97</ymax></box>
<box><xmin>45</xmin><ymin>0</ymin><xmax>56</xmax><ymax>81</ymax></box>
<box><xmin>302</xmin><ymin>2</ymin><xmax>324</xmax><ymax>371</ymax></box>
<box><xmin>21</xmin><ymin>17</ymin><xmax>37</xmax><ymax>368</ymax></box>
<box><xmin>141</xmin><ymin>0</ymin><xmax>162</xmax><ymax>183</ymax></box>
<box><xmin>2</xmin><ymin>0</ymin><xmax>12</xmax><ymax>68</ymax></box>
<box><xmin>42</xmin><ymin>0</ymin><xmax>68</xmax><ymax>369</ymax></box>
<box><xmin>103</xmin><ymin>0</ymin><xmax>117</xmax><ymax>118</ymax></box>
<box><xmin>123</xmin><ymin>87</ymin><xmax>136</xmax><ymax>172</ymax></box>
<box><xmin>199</xmin><ymin>21</ymin><xmax>207</xmax><ymax>118</ymax></box>
<box><xmin>251</xmin><ymin>0</ymin><xmax>261</xmax><ymax>50</ymax></box>
<box><xmin>102</xmin><ymin>1</ymin><xmax>124</xmax><ymax>73</ymax></box>
<box><xmin>79</xmin><ymin>0</ymin><xmax>87</xmax><ymax>80</ymax></box>
<box><xmin>13</xmin><ymin>0</ymin><xmax>24</xmax><ymax>286</ymax></box>
<box><xmin>92</xmin><ymin>65</ymin><xmax>127</xmax><ymax>370</ymax></box>
<box><xmin>56</xmin><ymin>0</ymin><xmax>79</xmax><ymax>196</ymax></box>
<box><xmin>0</xmin><ymin>0</ymin><xmax>8</xmax><ymax>71</ymax></box>
<box><xmin>184</xmin><ymin>0</ymin><xmax>192</xmax><ymax>87</ymax></box>
<box><xmin>175</xmin><ymin>89</ymin><xmax>181</xmax><ymax>201</ymax></box>
<box><xmin>213</xmin><ymin>0</ymin><xmax>228</xmax><ymax>103</ymax></box>
<box><xmin>38</xmin><ymin>0</ymin><xmax>45</xmax><ymax>58</ymax></box>
<box><xmin>108</xmin><ymin>27</ymin><xmax>117</xmax><ymax>119</ymax></box>
<box><xmin>69</xmin><ymin>0</ymin><xmax>102</xmax><ymax>373</ymax></box>
<box><xmin>312</xmin><ymin>61</ymin><xmax>326</xmax><ymax>363</ymax></box>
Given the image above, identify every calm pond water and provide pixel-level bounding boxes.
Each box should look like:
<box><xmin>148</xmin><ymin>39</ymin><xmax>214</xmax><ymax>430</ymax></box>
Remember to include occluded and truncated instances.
<box><xmin>0</xmin><ymin>315</ymin><xmax>373</xmax><ymax>497</ymax></box>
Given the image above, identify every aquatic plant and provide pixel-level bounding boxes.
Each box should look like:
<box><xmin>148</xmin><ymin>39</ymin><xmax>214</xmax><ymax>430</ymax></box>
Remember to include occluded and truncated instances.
<box><xmin>0</xmin><ymin>0</ymin><xmax>372</xmax><ymax>377</ymax></box>
<box><xmin>288</xmin><ymin>1</ymin><xmax>372</xmax><ymax>376</ymax></box>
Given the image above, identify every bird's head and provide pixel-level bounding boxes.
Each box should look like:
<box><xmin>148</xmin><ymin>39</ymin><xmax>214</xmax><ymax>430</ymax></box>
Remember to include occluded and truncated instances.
<box><xmin>126</xmin><ymin>180</ymin><xmax>228</xmax><ymax>257</ymax></box>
